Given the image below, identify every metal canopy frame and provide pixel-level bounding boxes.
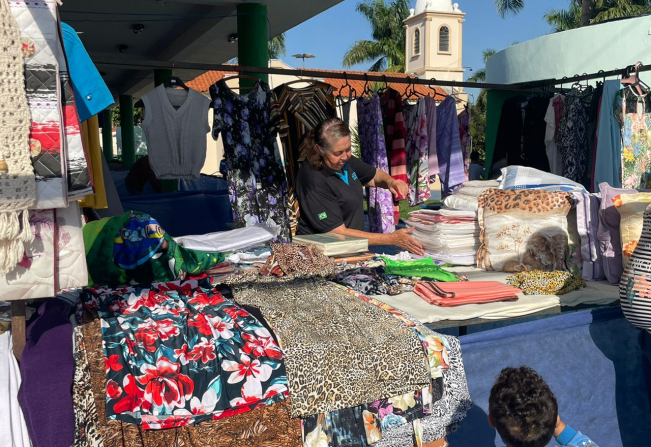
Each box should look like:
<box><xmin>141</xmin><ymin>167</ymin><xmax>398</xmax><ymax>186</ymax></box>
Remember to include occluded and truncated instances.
<box><xmin>93</xmin><ymin>57</ymin><xmax>651</xmax><ymax>91</ymax></box>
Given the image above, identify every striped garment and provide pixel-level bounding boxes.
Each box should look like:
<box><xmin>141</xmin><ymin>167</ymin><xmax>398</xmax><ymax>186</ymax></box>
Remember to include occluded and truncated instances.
<box><xmin>620</xmin><ymin>205</ymin><xmax>651</xmax><ymax>333</ymax></box>
<box><xmin>273</xmin><ymin>83</ymin><xmax>337</xmax><ymax>236</ymax></box>
<box><xmin>380</xmin><ymin>88</ymin><xmax>408</xmax><ymax>223</ymax></box>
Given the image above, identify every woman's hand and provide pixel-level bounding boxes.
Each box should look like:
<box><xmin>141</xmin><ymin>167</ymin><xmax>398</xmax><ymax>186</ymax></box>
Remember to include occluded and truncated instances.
<box><xmin>391</xmin><ymin>227</ymin><xmax>425</xmax><ymax>255</ymax></box>
<box><xmin>388</xmin><ymin>179</ymin><xmax>409</xmax><ymax>201</ymax></box>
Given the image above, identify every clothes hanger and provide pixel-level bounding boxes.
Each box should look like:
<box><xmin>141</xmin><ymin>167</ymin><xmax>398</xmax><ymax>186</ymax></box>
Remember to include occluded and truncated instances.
<box><xmin>222</xmin><ymin>73</ymin><xmax>264</xmax><ymax>90</ymax></box>
<box><xmin>336</xmin><ymin>72</ymin><xmax>357</xmax><ymax>103</ymax></box>
<box><xmin>164</xmin><ymin>76</ymin><xmax>189</xmax><ymax>91</ymax></box>
<box><xmin>362</xmin><ymin>73</ymin><xmax>373</xmax><ymax>97</ymax></box>
<box><xmin>280</xmin><ymin>78</ymin><xmax>330</xmax><ymax>90</ymax></box>
<box><xmin>134</xmin><ymin>75</ymin><xmax>191</xmax><ymax>108</ymax></box>
<box><xmin>376</xmin><ymin>75</ymin><xmax>389</xmax><ymax>96</ymax></box>
<box><xmin>621</xmin><ymin>62</ymin><xmax>649</xmax><ymax>96</ymax></box>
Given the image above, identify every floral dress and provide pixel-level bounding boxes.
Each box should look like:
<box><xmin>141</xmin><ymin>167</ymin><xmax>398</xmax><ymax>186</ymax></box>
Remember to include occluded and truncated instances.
<box><xmin>210</xmin><ymin>80</ymin><xmax>291</xmax><ymax>242</ymax></box>
<box><xmin>357</xmin><ymin>94</ymin><xmax>395</xmax><ymax>234</ymax></box>
<box><xmin>403</xmin><ymin>99</ymin><xmax>431</xmax><ymax>206</ymax></box>
<box><xmin>82</xmin><ymin>278</ymin><xmax>288</xmax><ymax>429</ymax></box>
<box><xmin>615</xmin><ymin>88</ymin><xmax>651</xmax><ymax>189</ymax></box>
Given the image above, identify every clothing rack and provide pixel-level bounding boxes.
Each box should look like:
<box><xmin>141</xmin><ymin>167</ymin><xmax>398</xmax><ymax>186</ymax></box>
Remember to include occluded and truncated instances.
<box><xmin>94</xmin><ymin>57</ymin><xmax>651</xmax><ymax>92</ymax></box>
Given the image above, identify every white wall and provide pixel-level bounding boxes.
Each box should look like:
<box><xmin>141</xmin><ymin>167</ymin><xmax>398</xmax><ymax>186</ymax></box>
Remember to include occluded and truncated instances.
<box><xmin>486</xmin><ymin>15</ymin><xmax>651</xmax><ymax>85</ymax></box>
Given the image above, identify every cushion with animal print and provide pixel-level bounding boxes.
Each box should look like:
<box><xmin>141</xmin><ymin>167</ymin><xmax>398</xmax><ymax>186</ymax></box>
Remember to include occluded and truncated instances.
<box><xmin>614</xmin><ymin>192</ymin><xmax>651</xmax><ymax>270</ymax></box>
<box><xmin>477</xmin><ymin>189</ymin><xmax>574</xmax><ymax>273</ymax></box>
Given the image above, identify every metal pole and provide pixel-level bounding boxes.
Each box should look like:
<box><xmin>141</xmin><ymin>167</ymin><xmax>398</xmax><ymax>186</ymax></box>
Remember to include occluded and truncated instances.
<box><xmin>236</xmin><ymin>3</ymin><xmax>269</xmax><ymax>89</ymax></box>
<box><xmin>93</xmin><ymin>57</ymin><xmax>647</xmax><ymax>91</ymax></box>
<box><xmin>119</xmin><ymin>95</ymin><xmax>135</xmax><ymax>169</ymax></box>
<box><xmin>154</xmin><ymin>68</ymin><xmax>174</xmax><ymax>87</ymax></box>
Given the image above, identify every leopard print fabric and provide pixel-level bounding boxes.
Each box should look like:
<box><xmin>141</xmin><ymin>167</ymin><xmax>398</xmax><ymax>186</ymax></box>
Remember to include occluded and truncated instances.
<box><xmin>477</xmin><ymin>189</ymin><xmax>574</xmax><ymax>273</ymax></box>
<box><xmin>79</xmin><ymin>312</ymin><xmax>303</xmax><ymax>447</ymax></box>
<box><xmin>270</xmin><ymin>243</ymin><xmax>336</xmax><ymax>277</ymax></box>
<box><xmin>477</xmin><ymin>189</ymin><xmax>573</xmax><ymax>214</ymax></box>
<box><xmin>232</xmin><ymin>278</ymin><xmax>431</xmax><ymax>418</ymax></box>
<box><xmin>72</xmin><ymin>326</ymin><xmax>103</xmax><ymax>447</ymax></box>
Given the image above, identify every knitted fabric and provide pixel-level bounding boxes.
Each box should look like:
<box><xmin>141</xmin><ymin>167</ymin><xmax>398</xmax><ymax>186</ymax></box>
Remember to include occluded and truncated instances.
<box><xmin>0</xmin><ymin>0</ymin><xmax>36</xmax><ymax>274</ymax></box>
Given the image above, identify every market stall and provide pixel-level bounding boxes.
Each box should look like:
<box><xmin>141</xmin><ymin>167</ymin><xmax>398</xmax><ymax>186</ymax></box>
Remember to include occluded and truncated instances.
<box><xmin>4</xmin><ymin>1</ymin><xmax>651</xmax><ymax>446</ymax></box>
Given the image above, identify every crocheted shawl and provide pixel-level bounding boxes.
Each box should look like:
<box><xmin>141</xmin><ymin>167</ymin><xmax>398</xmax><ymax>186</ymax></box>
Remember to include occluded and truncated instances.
<box><xmin>0</xmin><ymin>0</ymin><xmax>37</xmax><ymax>274</ymax></box>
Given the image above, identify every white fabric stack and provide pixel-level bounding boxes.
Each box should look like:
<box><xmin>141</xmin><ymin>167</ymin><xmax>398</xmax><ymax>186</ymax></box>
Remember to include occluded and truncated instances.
<box><xmin>441</xmin><ymin>180</ymin><xmax>500</xmax><ymax>212</ymax></box>
<box><xmin>406</xmin><ymin>208</ymin><xmax>480</xmax><ymax>266</ymax></box>
<box><xmin>409</xmin><ymin>180</ymin><xmax>500</xmax><ymax>266</ymax></box>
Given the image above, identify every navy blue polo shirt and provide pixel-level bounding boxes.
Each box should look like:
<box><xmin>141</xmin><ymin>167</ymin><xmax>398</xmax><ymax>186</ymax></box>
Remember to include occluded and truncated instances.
<box><xmin>296</xmin><ymin>156</ymin><xmax>377</xmax><ymax>235</ymax></box>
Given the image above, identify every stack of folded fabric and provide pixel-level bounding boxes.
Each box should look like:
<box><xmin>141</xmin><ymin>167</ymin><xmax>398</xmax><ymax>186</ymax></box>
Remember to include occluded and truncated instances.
<box><xmin>441</xmin><ymin>180</ymin><xmax>500</xmax><ymax>213</ymax></box>
<box><xmin>406</xmin><ymin>208</ymin><xmax>480</xmax><ymax>266</ymax></box>
<box><xmin>414</xmin><ymin>281</ymin><xmax>521</xmax><ymax>307</ymax></box>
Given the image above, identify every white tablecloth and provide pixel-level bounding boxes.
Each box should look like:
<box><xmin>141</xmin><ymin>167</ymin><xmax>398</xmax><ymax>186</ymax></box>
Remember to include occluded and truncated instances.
<box><xmin>375</xmin><ymin>267</ymin><xmax>620</xmax><ymax>324</ymax></box>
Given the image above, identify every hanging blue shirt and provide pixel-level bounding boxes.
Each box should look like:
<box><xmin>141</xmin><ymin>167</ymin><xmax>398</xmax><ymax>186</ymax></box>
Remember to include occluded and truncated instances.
<box><xmin>61</xmin><ymin>23</ymin><xmax>114</xmax><ymax>121</ymax></box>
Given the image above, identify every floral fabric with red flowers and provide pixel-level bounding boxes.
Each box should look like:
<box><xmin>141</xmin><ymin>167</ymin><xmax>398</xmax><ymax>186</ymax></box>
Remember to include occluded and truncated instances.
<box><xmin>83</xmin><ymin>277</ymin><xmax>288</xmax><ymax>429</ymax></box>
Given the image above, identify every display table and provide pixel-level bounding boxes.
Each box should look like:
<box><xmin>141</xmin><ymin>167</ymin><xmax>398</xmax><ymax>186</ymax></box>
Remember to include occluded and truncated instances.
<box><xmin>375</xmin><ymin>267</ymin><xmax>620</xmax><ymax>330</ymax></box>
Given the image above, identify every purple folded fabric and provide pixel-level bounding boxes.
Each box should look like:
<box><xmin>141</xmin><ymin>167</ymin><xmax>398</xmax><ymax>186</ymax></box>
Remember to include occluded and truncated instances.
<box><xmin>598</xmin><ymin>183</ymin><xmax>638</xmax><ymax>284</ymax></box>
<box><xmin>18</xmin><ymin>299</ymin><xmax>75</xmax><ymax>447</ymax></box>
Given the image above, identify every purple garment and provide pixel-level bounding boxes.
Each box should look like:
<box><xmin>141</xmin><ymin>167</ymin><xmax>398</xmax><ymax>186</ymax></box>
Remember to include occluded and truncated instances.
<box><xmin>424</xmin><ymin>96</ymin><xmax>439</xmax><ymax>177</ymax></box>
<box><xmin>436</xmin><ymin>96</ymin><xmax>466</xmax><ymax>196</ymax></box>
<box><xmin>358</xmin><ymin>94</ymin><xmax>395</xmax><ymax>234</ymax></box>
<box><xmin>18</xmin><ymin>299</ymin><xmax>75</xmax><ymax>447</ymax></box>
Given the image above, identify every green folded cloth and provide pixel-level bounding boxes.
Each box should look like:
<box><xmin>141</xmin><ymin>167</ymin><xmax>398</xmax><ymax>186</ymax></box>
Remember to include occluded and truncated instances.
<box><xmin>84</xmin><ymin>211</ymin><xmax>225</xmax><ymax>287</ymax></box>
<box><xmin>381</xmin><ymin>257</ymin><xmax>459</xmax><ymax>282</ymax></box>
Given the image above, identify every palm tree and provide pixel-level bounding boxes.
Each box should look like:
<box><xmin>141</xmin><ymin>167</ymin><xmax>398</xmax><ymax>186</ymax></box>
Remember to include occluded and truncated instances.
<box><xmin>269</xmin><ymin>33</ymin><xmax>286</xmax><ymax>60</ymax></box>
<box><xmin>343</xmin><ymin>0</ymin><xmax>410</xmax><ymax>72</ymax></box>
<box><xmin>545</xmin><ymin>3</ymin><xmax>581</xmax><ymax>32</ymax></box>
<box><xmin>496</xmin><ymin>0</ymin><xmax>595</xmax><ymax>26</ymax></box>
<box><xmin>498</xmin><ymin>0</ymin><xmax>651</xmax><ymax>29</ymax></box>
<box><xmin>468</xmin><ymin>49</ymin><xmax>498</xmax><ymax>111</ymax></box>
<box><xmin>546</xmin><ymin>0</ymin><xmax>651</xmax><ymax>32</ymax></box>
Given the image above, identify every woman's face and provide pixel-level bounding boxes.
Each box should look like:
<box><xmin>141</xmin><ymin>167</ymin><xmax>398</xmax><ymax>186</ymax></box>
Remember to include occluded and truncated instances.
<box><xmin>322</xmin><ymin>136</ymin><xmax>352</xmax><ymax>172</ymax></box>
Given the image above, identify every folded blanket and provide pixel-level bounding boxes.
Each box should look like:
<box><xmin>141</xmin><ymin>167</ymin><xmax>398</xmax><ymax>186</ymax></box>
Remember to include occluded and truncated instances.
<box><xmin>456</xmin><ymin>186</ymin><xmax>496</xmax><ymax>197</ymax></box>
<box><xmin>415</xmin><ymin>281</ymin><xmax>521</xmax><ymax>306</ymax></box>
<box><xmin>463</xmin><ymin>180</ymin><xmax>500</xmax><ymax>188</ymax></box>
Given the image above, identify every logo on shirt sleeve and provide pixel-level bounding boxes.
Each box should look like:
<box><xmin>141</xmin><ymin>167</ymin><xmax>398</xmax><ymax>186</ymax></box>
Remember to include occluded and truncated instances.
<box><xmin>318</xmin><ymin>212</ymin><xmax>328</xmax><ymax>220</ymax></box>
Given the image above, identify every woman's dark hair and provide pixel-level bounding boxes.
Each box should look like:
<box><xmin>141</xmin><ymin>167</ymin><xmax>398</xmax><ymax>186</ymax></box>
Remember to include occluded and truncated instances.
<box><xmin>300</xmin><ymin>118</ymin><xmax>351</xmax><ymax>170</ymax></box>
<box><xmin>489</xmin><ymin>367</ymin><xmax>558</xmax><ymax>447</ymax></box>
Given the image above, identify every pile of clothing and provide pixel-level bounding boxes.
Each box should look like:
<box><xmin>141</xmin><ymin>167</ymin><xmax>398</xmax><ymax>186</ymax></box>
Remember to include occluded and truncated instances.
<box><xmin>406</xmin><ymin>209</ymin><xmax>480</xmax><ymax>266</ymax></box>
<box><xmin>2</xmin><ymin>212</ymin><xmax>472</xmax><ymax>447</ymax></box>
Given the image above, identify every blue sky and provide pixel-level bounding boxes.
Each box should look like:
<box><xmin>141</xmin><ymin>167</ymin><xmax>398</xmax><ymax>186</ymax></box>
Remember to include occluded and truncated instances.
<box><xmin>283</xmin><ymin>0</ymin><xmax>571</xmax><ymax>99</ymax></box>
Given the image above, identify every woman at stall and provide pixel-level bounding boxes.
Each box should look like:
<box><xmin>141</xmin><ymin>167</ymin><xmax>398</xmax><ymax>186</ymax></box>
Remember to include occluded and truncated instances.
<box><xmin>296</xmin><ymin>118</ymin><xmax>425</xmax><ymax>255</ymax></box>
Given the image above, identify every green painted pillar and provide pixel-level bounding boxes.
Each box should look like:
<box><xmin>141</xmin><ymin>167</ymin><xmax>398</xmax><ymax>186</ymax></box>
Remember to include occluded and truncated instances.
<box><xmin>154</xmin><ymin>68</ymin><xmax>173</xmax><ymax>87</ymax></box>
<box><xmin>102</xmin><ymin>108</ymin><xmax>113</xmax><ymax>162</ymax></box>
<box><xmin>153</xmin><ymin>68</ymin><xmax>178</xmax><ymax>193</ymax></box>
<box><xmin>119</xmin><ymin>95</ymin><xmax>136</xmax><ymax>169</ymax></box>
<box><xmin>484</xmin><ymin>89</ymin><xmax>522</xmax><ymax>179</ymax></box>
<box><xmin>237</xmin><ymin>3</ymin><xmax>269</xmax><ymax>89</ymax></box>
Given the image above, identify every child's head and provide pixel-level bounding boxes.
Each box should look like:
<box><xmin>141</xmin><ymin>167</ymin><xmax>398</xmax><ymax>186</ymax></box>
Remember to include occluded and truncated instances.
<box><xmin>488</xmin><ymin>366</ymin><xmax>558</xmax><ymax>447</ymax></box>
<box><xmin>471</xmin><ymin>151</ymin><xmax>480</xmax><ymax>163</ymax></box>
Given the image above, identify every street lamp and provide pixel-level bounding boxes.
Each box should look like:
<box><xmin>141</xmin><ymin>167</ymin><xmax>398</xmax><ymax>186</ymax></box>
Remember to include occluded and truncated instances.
<box><xmin>292</xmin><ymin>53</ymin><xmax>315</xmax><ymax>68</ymax></box>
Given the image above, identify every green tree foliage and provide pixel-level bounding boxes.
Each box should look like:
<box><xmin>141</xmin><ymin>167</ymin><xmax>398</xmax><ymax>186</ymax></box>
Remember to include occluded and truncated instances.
<box><xmin>545</xmin><ymin>0</ymin><xmax>651</xmax><ymax>32</ymax></box>
<box><xmin>343</xmin><ymin>0</ymin><xmax>410</xmax><ymax>72</ymax></box>
<box><xmin>496</xmin><ymin>0</ymin><xmax>651</xmax><ymax>30</ymax></box>
<box><xmin>269</xmin><ymin>33</ymin><xmax>287</xmax><ymax>59</ymax></box>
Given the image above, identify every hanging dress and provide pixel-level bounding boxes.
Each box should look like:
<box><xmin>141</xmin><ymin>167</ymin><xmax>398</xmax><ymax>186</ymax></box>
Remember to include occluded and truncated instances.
<box><xmin>273</xmin><ymin>83</ymin><xmax>336</xmax><ymax>236</ymax></box>
<box><xmin>211</xmin><ymin>79</ymin><xmax>291</xmax><ymax>242</ymax></box>
<box><xmin>615</xmin><ymin>86</ymin><xmax>651</xmax><ymax>189</ymax></box>
<box><xmin>436</xmin><ymin>96</ymin><xmax>465</xmax><ymax>196</ymax></box>
<box><xmin>358</xmin><ymin>94</ymin><xmax>395</xmax><ymax>234</ymax></box>
<box><xmin>380</xmin><ymin>88</ymin><xmax>409</xmax><ymax>223</ymax></box>
<box><xmin>403</xmin><ymin>99</ymin><xmax>430</xmax><ymax>206</ymax></box>
<box><xmin>557</xmin><ymin>88</ymin><xmax>593</xmax><ymax>185</ymax></box>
